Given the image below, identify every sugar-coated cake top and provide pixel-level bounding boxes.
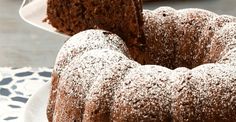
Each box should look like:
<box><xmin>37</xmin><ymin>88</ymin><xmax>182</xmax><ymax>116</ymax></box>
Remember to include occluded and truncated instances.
<box><xmin>49</xmin><ymin>7</ymin><xmax>236</xmax><ymax>122</ymax></box>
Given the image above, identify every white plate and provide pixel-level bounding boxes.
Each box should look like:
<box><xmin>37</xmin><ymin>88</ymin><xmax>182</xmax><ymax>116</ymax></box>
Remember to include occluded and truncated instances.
<box><xmin>23</xmin><ymin>82</ymin><xmax>51</xmax><ymax>122</ymax></box>
<box><xmin>19</xmin><ymin>0</ymin><xmax>69</xmax><ymax>38</ymax></box>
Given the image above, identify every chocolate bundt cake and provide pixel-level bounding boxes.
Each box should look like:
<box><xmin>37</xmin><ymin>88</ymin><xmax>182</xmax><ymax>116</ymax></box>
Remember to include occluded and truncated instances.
<box><xmin>48</xmin><ymin>28</ymin><xmax>236</xmax><ymax>121</ymax></box>
<box><xmin>46</xmin><ymin>0</ymin><xmax>236</xmax><ymax>121</ymax></box>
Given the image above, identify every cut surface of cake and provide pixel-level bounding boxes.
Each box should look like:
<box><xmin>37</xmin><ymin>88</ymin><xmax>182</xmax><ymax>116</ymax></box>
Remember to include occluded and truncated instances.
<box><xmin>47</xmin><ymin>0</ymin><xmax>146</xmax><ymax>64</ymax></box>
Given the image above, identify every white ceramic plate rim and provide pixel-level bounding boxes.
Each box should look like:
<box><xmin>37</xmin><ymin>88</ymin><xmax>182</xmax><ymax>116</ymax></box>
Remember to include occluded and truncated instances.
<box><xmin>23</xmin><ymin>82</ymin><xmax>51</xmax><ymax>122</ymax></box>
<box><xmin>19</xmin><ymin>0</ymin><xmax>69</xmax><ymax>38</ymax></box>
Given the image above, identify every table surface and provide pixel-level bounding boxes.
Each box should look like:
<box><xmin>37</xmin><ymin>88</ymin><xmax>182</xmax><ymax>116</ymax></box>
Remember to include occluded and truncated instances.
<box><xmin>0</xmin><ymin>67</ymin><xmax>51</xmax><ymax>122</ymax></box>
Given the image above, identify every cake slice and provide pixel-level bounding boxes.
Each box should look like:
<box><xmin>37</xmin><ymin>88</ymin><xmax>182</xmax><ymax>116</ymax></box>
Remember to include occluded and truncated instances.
<box><xmin>47</xmin><ymin>0</ymin><xmax>147</xmax><ymax>63</ymax></box>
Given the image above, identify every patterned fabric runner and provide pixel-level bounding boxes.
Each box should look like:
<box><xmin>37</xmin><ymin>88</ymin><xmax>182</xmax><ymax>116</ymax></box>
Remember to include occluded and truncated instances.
<box><xmin>0</xmin><ymin>67</ymin><xmax>51</xmax><ymax>122</ymax></box>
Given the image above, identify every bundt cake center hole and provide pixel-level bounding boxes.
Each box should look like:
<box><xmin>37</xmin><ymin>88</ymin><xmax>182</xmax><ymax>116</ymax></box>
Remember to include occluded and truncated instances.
<box><xmin>128</xmin><ymin>37</ymin><xmax>222</xmax><ymax>70</ymax></box>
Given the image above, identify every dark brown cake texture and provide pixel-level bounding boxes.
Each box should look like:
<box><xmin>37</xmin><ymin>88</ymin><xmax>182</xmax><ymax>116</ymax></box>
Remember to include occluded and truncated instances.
<box><xmin>46</xmin><ymin>0</ymin><xmax>236</xmax><ymax>121</ymax></box>
<box><xmin>47</xmin><ymin>0</ymin><xmax>146</xmax><ymax>64</ymax></box>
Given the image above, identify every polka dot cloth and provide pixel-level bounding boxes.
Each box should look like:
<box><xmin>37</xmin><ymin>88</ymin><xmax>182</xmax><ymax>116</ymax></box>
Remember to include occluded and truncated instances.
<box><xmin>0</xmin><ymin>67</ymin><xmax>51</xmax><ymax>122</ymax></box>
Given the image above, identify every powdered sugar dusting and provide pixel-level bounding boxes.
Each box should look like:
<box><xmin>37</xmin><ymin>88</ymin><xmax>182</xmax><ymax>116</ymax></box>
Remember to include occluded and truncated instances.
<box><xmin>218</xmin><ymin>48</ymin><xmax>236</xmax><ymax>65</ymax></box>
<box><xmin>54</xmin><ymin>29</ymin><xmax>130</xmax><ymax>77</ymax></box>
<box><xmin>83</xmin><ymin>60</ymin><xmax>140</xmax><ymax>121</ymax></box>
<box><xmin>143</xmin><ymin>7</ymin><xmax>176</xmax><ymax>68</ymax></box>
<box><xmin>49</xmin><ymin>7</ymin><xmax>236</xmax><ymax>121</ymax></box>
<box><xmin>143</xmin><ymin>7</ymin><xmax>236</xmax><ymax>68</ymax></box>
<box><xmin>171</xmin><ymin>64</ymin><xmax>236</xmax><ymax>121</ymax></box>
<box><xmin>113</xmin><ymin>65</ymin><xmax>173</xmax><ymax>121</ymax></box>
<box><xmin>207</xmin><ymin>20</ymin><xmax>236</xmax><ymax>63</ymax></box>
<box><xmin>53</xmin><ymin>49</ymin><xmax>131</xmax><ymax>121</ymax></box>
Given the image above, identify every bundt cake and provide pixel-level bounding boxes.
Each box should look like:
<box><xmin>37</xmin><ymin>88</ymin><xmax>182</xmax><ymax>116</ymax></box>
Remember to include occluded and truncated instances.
<box><xmin>48</xmin><ymin>27</ymin><xmax>236</xmax><ymax>121</ymax></box>
<box><xmin>46</xmin><ymin>0</ymin><xmax>236</xmax><ymax>121</ymax></box>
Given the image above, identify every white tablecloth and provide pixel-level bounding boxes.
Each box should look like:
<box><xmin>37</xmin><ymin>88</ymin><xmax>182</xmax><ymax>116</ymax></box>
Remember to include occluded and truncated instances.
<box><xmin>0</xmin><ymin>67</ymin><xmax>51</xmax><ymax>121</ymax></box>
